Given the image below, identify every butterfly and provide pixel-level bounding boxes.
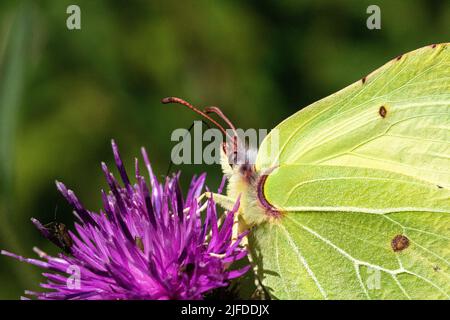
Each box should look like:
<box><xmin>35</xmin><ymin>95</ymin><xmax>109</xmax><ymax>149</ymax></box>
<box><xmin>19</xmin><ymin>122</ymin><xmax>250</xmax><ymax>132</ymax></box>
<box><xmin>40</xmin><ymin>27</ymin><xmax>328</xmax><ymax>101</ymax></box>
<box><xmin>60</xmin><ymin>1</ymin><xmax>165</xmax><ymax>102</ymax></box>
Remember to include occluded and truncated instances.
<box><xmin>163</xmin><ymin>43</ymin><xmax>450</xmax><ymax>299</ymax></box>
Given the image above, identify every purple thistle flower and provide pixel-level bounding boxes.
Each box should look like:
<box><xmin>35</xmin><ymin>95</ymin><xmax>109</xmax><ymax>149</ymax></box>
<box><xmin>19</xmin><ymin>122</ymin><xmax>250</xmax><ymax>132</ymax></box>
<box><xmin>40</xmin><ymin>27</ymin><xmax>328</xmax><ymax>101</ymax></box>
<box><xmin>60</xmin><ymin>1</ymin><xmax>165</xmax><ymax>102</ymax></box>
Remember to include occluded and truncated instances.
<box><xmin>1</xmin><ymin>140</ymin><xmax>249</xmax><ymax>300</ymax></box>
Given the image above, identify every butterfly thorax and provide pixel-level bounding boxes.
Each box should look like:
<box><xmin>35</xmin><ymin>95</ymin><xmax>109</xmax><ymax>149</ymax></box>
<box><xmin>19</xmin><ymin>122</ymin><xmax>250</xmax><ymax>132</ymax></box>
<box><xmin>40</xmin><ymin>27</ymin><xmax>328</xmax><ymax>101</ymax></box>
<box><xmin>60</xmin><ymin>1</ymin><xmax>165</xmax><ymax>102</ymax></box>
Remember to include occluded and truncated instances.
<box><xmin>221</xmin><ymin>147</ymin><xmax>281</xmax><ymax>227</ymax></box>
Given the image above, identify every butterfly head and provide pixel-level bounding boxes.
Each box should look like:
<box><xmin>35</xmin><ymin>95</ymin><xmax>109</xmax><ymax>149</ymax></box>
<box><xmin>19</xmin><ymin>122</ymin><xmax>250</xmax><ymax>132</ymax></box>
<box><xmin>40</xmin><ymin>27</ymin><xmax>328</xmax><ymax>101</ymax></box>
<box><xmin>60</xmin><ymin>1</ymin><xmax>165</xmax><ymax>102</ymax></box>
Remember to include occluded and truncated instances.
<box><xmin>162</xmin><ymin>97</ymin><xmax>279</xmax><ymax>226</ymax></box>
<box><xmin>161</xmin><ymin>97</ymin><xmax>255</xmax><ymax>169</ymax></box>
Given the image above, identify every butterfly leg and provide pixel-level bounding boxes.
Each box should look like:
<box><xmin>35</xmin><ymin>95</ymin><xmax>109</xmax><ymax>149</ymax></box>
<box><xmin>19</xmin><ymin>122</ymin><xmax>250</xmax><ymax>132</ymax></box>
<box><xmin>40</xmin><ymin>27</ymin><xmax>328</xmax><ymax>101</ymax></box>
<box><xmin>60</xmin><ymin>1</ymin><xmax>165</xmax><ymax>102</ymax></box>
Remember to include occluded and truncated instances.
<box><xmin>198</xmin><ymin>192</ymin><xmax>238</xmax><ymax>240</ymax></box>
<box><xmin>199</xmin><ymin>192</ymin><xmax>266</xmax><ymax>297</ymax></box>
<box><xmin>199</xmin><ymin>192</ymin><xmax>236</xmax><ymax>211</ymax></box>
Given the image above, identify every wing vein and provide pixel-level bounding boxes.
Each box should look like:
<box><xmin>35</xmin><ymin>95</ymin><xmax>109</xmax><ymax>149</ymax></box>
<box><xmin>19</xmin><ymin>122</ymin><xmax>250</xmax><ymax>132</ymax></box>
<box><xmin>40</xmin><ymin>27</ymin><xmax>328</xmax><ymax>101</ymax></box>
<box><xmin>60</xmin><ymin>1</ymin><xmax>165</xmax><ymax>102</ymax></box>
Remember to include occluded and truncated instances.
<box><xmin>278</xmin><ymin>224</ymin><xmax>328</xmax><ymax>299</ymax></box>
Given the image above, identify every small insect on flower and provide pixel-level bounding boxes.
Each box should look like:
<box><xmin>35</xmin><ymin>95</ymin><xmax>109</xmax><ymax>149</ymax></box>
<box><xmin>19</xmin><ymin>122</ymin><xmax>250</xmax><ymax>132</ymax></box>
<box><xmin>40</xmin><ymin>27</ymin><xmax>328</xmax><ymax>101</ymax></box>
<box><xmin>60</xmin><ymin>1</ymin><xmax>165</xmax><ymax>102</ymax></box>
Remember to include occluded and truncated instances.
<box><xmin>41</xmin><ymin>221</ymin><xmax>73</xmax><ymax>254</ymax></box>
<box><xmin>31</xmin><ymin>208</ymin><xmax>73</xmax><ymax>254</ymax></box>
<box><xmin>1</xmin><ymin>140</ymin><xmax>250</xmax><ymax>300</ymax></box>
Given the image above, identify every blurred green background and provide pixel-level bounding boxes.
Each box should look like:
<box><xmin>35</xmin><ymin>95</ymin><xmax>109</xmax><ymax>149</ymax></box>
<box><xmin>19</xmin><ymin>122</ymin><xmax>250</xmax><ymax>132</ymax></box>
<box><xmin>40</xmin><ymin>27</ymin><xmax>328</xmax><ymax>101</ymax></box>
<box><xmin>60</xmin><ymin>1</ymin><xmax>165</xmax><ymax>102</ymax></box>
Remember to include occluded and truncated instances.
<box><xmin>0</xmin><ymin>0</ymin><xmax>448</xmax><ymax>299</ymax></box>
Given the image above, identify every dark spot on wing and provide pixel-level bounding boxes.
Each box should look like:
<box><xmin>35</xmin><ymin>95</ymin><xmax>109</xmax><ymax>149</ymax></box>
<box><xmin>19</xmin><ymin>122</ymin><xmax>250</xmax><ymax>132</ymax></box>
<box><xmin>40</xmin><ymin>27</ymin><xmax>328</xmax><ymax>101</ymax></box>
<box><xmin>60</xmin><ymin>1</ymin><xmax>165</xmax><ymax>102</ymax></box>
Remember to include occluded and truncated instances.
<box><xmin>391</xmin><ymin>234</ymin><xmax>409</xmax><ymax>252</ymax></box>
<box><xmin>396</xmin><ymin>54</ymin><xmax>402</xmax><ymax>61</ymax></box>
<box><xmin>379</xmin><ymin>106</ymin><xmax>387</xmax><ymax>118</ymax></box>
<box><xmin>433</xmin><ymin>265</ymin><xmax>440</xmax><ymax>272</ymax></box>
<box><xmin>431</xmin><ymin>44</ymin><xmax>437</xmax><ymax>49</ymax></box>
<box><xmin>437</xmin><ymin>185</ymin><xmax>443</xmax><ymax>189</ymax></box>
<box><xmin>362</xmin><ymin>76</ymin><xmax>367</xmax><ymax>84</ymax></box>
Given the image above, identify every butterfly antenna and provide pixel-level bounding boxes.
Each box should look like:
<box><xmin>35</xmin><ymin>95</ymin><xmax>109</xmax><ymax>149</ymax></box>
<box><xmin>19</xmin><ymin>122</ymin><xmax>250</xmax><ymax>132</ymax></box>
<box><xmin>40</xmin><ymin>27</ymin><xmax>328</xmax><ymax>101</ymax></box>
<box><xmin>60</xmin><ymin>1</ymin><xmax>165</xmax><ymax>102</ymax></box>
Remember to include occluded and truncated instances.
<box><xmin>204</xmin><ymin>106</ymin><xmax>239</xmax><ymax>161</ymax></box>
<box><xmin>162</xmin><ymin>97</ymin><xmax>232</xmax><ymax>141</ymax></box>
<box><xmin>204</xmin><ymin>106</ymin><xmax>238</xmax><ymax>137</ymax></box>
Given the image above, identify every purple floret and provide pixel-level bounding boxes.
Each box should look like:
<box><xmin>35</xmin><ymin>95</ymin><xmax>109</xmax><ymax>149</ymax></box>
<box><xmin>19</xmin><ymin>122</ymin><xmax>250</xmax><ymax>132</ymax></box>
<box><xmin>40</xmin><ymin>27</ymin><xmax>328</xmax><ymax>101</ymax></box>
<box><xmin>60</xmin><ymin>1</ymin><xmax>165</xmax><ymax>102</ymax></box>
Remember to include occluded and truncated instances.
<box><xmin>1</xmin><ymin>140</ymin><xmax>249</xmax><ymax>300</ymax></box>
